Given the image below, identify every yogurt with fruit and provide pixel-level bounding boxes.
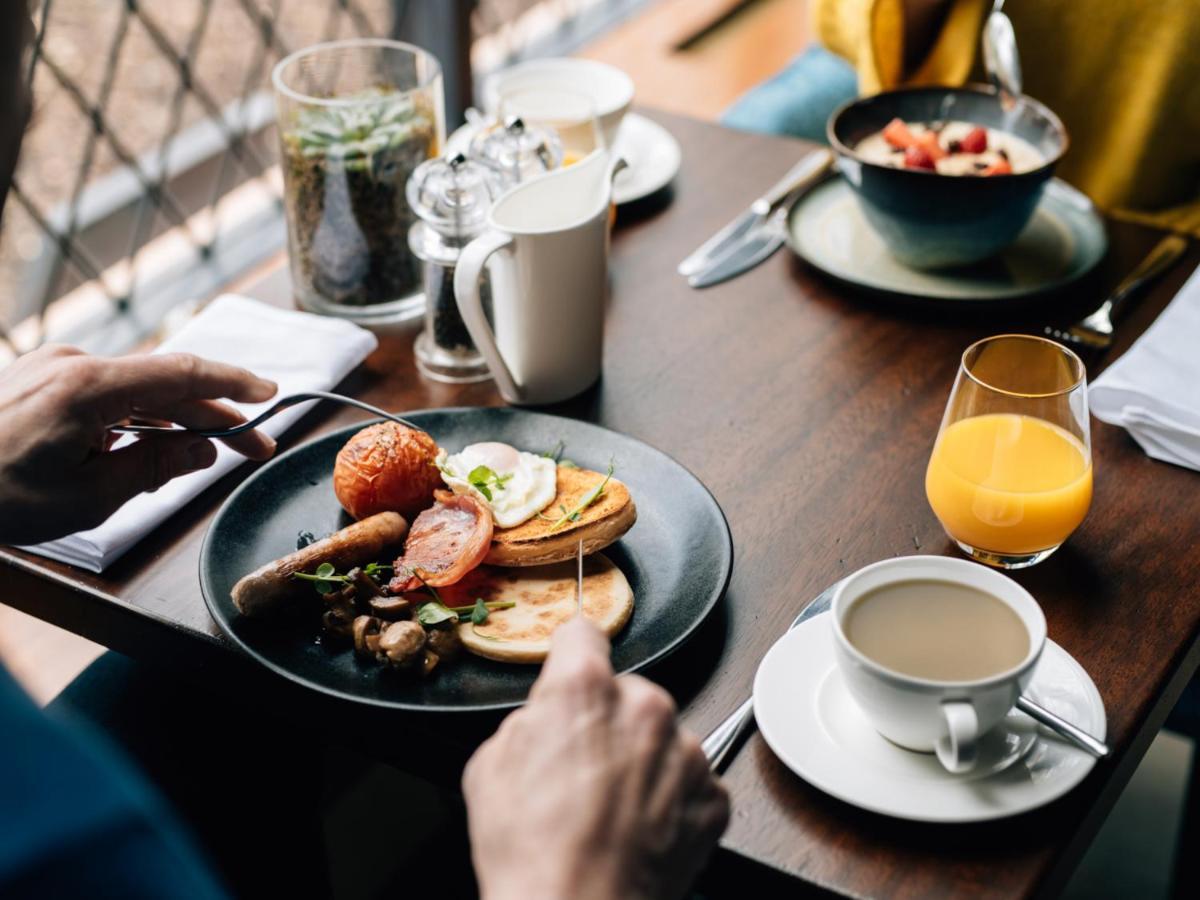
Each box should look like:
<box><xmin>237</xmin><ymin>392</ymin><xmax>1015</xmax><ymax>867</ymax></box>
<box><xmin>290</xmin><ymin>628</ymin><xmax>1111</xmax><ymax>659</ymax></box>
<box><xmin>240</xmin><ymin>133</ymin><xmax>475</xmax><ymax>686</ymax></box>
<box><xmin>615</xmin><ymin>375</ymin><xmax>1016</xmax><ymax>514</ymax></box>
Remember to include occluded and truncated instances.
<box><xmin>855</xmin><ymin>118</ymin><xmax>1042</xmax><ymax>175</ymax></box>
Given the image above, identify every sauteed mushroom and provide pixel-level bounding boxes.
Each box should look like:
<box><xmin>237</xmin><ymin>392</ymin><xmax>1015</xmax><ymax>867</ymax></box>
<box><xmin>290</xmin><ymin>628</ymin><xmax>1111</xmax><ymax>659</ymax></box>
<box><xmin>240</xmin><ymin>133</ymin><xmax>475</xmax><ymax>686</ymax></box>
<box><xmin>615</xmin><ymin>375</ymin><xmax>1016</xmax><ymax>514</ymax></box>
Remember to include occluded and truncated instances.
<box><xmin>349</xmin><ymin>567</ymin><xmax>385</xmax><ymax>598</ymax></box>
<box><xmin>321</xmin><ymin>584</ymin><xmax>359</xmax><ymax>638</ymax></box>
<box><xmin>426</xmin><ymin>625</ymin><xmax>462</xmax><ymax>662</ymax></box>
<box><xmin>322</xmin><ymin>606</ymin><xmax>355</xmax><ymax>639</ymax></box>
<box><xmin>368</xmin><ymin>595</ymin><xmax>411</xmax><ymax>620</ymax></box>
<box><xmin>378</xmin><ymin>620</ymin><xmax>426</xmax><ymax>669</ymax></box>
<box><xmin>352</xmin><ymin>615</ymin><xmax>383</xmax><ymax>656</ymax></box>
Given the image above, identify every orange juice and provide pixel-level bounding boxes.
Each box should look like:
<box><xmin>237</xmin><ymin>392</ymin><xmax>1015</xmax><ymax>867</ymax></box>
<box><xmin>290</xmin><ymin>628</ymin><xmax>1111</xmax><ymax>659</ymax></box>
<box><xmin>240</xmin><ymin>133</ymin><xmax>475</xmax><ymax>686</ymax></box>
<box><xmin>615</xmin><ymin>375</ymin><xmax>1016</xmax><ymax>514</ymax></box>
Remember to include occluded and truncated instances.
<box><xmin>925</xmin><ymin>413</ymin><xmax>1092</xmax><ymax>555</ymax></box>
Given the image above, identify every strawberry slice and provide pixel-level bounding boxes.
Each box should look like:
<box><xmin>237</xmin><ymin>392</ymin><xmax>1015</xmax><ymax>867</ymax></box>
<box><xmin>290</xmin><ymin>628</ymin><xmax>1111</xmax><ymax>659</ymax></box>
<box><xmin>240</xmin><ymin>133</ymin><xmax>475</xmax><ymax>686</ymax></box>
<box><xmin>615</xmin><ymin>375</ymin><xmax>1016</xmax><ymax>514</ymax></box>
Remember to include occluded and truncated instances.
<box><xmin>914</xmin><ymin>130</ymin><xmax>947</xmax><ymax>161</ymax></box>
<box><xmin>883</xmin><ymin>117</ymin><xmax>916</xmax><ymax>149</ymax></box>
<box><xmin>982</xmin><ymin>158</ymin><xmax>1013</xmax><ymax>176</ymax></box>
<box><xmin>960</xmin><ymin>126</ymin><xmax>988</xmax><ymax>154</ymax></box>
<box><xmin>904</xmin><ymin>145</ymin><xmax>936</xmax><ymax>170</ymax></box>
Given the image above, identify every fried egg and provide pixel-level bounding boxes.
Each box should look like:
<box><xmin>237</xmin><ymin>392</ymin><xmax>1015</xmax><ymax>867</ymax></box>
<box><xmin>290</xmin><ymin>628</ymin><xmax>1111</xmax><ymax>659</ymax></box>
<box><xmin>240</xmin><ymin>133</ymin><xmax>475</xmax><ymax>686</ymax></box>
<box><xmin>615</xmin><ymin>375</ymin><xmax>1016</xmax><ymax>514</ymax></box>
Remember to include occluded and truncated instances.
<box><xmin>437</xmin><ymin>442</ymin><xmax>557</xmax><ymax>529</ymax></box>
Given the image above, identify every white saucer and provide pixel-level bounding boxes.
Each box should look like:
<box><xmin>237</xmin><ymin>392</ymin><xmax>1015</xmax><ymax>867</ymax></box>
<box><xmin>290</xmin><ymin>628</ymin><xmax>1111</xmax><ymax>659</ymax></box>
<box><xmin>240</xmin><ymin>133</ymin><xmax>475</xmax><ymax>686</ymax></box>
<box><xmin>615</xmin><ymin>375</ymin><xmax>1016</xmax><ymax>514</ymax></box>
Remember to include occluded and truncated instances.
<box><xmin>445</xmin><ymin>112</ymin><xmax>680</xmax><ymax>206</ymax></box>
<box><xmin>753</xmin><ymin>615</ymin><xmax>1106</xmax><ymax>823</ymax></box>
<box><xmin>608</xmin><ymin>113</ymin><xmax>681</xmax><ymax>204</ymax></box>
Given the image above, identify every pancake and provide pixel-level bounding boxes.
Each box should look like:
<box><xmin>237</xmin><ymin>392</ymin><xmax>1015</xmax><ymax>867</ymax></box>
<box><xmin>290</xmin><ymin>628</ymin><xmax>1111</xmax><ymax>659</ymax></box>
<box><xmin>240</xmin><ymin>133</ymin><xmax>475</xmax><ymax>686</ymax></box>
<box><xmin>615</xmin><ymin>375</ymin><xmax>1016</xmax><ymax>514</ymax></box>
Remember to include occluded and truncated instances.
<box><xmin>484</xmin><ymin>466</ymin><xmax>636</xmax><ymax>567</ymax></box>
<box><xmin>443</xmin><ymin>553</ymin><xmax>633</xmax><ymax>664</ymax></box>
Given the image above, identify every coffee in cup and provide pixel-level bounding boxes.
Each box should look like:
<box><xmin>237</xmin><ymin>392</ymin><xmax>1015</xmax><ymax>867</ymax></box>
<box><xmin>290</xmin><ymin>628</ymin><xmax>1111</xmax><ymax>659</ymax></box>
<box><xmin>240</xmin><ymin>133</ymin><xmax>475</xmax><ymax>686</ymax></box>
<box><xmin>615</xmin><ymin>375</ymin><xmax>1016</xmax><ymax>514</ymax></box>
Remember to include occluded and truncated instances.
<box><xmin>831</xmin><ymin>556</ymin><xmax>1046</xmax><ymax>773</ymax></box>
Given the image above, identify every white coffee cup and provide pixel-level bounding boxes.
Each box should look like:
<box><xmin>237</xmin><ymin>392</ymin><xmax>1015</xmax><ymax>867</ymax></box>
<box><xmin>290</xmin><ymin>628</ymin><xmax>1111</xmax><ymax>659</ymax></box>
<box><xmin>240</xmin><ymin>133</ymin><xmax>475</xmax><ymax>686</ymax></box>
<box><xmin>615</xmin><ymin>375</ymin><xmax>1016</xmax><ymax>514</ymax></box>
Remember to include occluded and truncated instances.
<box><xmin>454</xmin><ymin>150</ymin><xmax>626</xmax><ymax>405</ymax></box>
<box><xmin>483</xmin><ymin>58</ymin><xmax>635</xmax><ymax>149</ymax></box>
<box><xmin>831</xmin><ymin>556</ymin><xmax>1047</xmax><ymax>774</ymax></box>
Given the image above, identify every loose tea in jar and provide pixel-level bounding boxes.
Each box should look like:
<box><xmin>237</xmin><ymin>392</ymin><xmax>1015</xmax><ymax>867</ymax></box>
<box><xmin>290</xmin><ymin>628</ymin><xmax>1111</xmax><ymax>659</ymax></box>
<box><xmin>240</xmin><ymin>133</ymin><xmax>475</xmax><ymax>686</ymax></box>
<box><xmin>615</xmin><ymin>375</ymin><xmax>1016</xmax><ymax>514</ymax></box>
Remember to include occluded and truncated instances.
<box><xmin>273</xmin><ymin>39</ymin><xmax>445</xmax><ymax>324</ymax></box>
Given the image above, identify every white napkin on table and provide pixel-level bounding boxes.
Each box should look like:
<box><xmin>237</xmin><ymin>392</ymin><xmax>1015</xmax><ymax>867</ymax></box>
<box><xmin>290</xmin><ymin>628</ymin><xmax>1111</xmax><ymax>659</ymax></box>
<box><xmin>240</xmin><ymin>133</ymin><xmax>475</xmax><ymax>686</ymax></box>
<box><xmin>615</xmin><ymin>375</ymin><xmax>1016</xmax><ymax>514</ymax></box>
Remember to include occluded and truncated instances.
<box><xmin>1090</xmin><ymin>262</ymin><xmax>1200</xmax><ymax>471</ymax></box>
<box><xmin>21</xmin><ymin>294</ymin><xmax>378</xmax><ymax>572</ymax></box>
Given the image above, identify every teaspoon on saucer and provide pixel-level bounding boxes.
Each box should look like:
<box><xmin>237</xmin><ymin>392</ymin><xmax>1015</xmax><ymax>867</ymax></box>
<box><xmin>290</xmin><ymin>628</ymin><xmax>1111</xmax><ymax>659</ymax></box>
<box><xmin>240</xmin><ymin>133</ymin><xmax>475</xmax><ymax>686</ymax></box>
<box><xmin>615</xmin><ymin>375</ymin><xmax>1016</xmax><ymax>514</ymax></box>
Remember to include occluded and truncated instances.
<box><xmin>705</xmin><ymin>581</ymin><xmax>1110</xmax><ymax>772</ymax></box>
<box><xmin>1016</xmin><ymin>695</ymin><xmax>1109</xmax><ymax>758</ymax></box>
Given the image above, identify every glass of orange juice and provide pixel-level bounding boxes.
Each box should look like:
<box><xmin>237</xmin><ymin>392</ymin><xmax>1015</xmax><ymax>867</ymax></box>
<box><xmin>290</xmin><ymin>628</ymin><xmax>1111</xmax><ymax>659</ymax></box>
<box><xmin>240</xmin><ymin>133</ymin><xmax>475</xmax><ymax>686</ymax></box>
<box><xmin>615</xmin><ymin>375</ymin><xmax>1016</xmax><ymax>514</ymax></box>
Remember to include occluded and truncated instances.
<box><xmin>925</xmin><ymin>334</ymin><xmax>1092</xmax><ymax>569</ymax></box>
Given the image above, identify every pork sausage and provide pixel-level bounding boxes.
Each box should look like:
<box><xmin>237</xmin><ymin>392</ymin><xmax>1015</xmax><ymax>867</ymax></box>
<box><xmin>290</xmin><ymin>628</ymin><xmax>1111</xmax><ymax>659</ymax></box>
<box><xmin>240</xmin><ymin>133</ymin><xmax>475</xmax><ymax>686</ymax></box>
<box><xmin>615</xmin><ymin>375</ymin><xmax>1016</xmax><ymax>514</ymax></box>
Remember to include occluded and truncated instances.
<box><xmin>231</xmin><ymin>511</ymin><xmax>408</xmax><ymax>617</ymax></box>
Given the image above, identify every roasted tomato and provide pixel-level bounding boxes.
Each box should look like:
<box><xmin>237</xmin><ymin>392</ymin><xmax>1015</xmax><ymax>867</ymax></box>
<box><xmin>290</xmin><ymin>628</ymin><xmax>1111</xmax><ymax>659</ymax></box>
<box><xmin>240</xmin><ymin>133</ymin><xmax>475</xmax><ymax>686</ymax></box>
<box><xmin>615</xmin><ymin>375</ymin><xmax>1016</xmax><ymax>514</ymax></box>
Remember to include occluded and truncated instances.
<box><xmin>333</xmin><ymin>422</ymin><xmax>443</xmax><ymax>520</ymax></box>
<box><xmin>389</xmin><ymin>491</ymin><xmax>494</xmax><ymax>590</ymax></box>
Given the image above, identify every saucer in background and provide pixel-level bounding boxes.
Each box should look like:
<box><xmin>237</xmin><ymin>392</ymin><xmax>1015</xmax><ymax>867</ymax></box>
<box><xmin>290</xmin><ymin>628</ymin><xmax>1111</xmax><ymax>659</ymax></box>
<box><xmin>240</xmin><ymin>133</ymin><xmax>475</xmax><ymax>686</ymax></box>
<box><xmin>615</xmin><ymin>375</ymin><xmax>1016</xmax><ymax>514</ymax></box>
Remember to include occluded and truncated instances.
<box><xmin>753</xmin><ymin>615</ymin><xmax>1106</xmax><ymax>823</ymax></box>
<box><xmin>786</xmin><ymin>178</ymin><xmax>1107</xmax><ymax>302</ymax></box>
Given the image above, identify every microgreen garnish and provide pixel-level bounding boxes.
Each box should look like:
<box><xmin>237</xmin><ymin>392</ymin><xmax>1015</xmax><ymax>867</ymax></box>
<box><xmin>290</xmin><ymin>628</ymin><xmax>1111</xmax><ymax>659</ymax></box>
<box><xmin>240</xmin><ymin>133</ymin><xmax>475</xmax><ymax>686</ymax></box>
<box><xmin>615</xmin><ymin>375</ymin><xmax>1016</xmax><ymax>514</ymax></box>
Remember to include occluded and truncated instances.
<box><xmin>471</xmin><ymin>624</ymin><xmax>505</xmax><ymax>642</ymax></box>
<box><xmin>540</xmin><ymin>440</ymin><xmax>578</xmax><ymax>468</ymax></box>
<box><xmin>467</xmin><ymin>464</ymin><xmax>513</xmax><ymax>501</ymax></box>
<box><xmin>292</xmin><ymin>561</ymin><xmax>393</xmax><ymax>595</ymax></box>
<box><xmin>416</xmin><ymin>598</ymin><xmax>515</xmax><ymax>626</ymax></box>
<box><xmin>416</xmin><ymin>601</ymin><xmax>459</xmax><ymax>626</ymax></box>
<box><xmin>549</xmin><ymin>460</ymin><xmax>615</xmax><ymax>531</ymax></box>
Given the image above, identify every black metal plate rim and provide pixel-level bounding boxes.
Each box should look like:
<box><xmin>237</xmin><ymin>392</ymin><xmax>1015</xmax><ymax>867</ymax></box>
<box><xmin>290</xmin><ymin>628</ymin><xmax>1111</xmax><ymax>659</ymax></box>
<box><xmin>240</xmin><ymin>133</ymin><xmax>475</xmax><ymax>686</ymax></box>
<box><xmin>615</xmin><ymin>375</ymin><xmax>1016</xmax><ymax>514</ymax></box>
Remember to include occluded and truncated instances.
<box><xmin>198</xmin><ymin>406</ymin><xmax>734</xmax><ymax>714</ymax></box>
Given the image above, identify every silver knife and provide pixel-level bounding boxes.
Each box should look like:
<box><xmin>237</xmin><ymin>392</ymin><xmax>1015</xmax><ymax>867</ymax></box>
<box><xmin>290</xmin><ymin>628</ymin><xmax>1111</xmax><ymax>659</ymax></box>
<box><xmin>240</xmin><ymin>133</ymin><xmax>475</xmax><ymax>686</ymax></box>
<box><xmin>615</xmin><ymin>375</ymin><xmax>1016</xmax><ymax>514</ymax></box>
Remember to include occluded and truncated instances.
<box><xmin>701</xmin><ymin>579</ymin><xmax>842</xmax><ymax>771</ymax></box>
<box><xmin>687</xmin><ymin>206</ymin><xmax>791</xmax><ymax>289</ymax></box>
<box><xmin>677</xmin><ymin>148</ymin><xmax>833</xmax><ymax>278</ymax></box>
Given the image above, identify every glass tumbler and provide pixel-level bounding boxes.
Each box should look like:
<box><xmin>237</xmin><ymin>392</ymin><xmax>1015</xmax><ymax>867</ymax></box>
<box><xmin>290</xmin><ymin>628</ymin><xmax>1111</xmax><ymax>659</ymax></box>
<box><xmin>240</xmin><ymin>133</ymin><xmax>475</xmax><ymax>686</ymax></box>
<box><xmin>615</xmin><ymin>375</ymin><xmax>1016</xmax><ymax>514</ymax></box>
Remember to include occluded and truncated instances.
<box><xmin>273</xmin><ymin>39</ymin><xmax>445</xmax><ymax>323</ymax></box>
<box><xmin>925</xmin><ymin>334</ymin><xmax>1093</xmax><ymax>569</ymax></box>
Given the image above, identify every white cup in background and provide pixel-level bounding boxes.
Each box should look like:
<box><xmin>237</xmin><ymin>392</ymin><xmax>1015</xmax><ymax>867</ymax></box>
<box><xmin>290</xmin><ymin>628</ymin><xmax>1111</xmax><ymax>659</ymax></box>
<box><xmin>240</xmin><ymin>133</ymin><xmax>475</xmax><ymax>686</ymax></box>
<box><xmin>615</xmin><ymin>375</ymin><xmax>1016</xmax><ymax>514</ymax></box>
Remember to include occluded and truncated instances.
<box><xmin>483</xmin><ymin>57</ymin><xmax>634</xmax><ymax>149</ymax></box>
<box><xmin>830</xmin><ymin>555</ymin><xmax>1047</xmax><ymax>774</ymax></box>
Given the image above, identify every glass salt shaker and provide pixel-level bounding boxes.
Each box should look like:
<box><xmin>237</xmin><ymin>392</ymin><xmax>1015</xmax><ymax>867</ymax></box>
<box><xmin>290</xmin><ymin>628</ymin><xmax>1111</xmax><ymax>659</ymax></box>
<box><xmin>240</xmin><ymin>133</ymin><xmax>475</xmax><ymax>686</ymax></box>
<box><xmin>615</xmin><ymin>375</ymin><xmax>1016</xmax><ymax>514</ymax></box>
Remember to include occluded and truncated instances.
<box><xmin>467</xmin><ymin>115</ymin><xmax>563</xmax><ymax>186</ymax></box>
<box><xmin>407</xmin><ymin>153</ymin><xmax>505</xmax><ymax>383</ymax></box>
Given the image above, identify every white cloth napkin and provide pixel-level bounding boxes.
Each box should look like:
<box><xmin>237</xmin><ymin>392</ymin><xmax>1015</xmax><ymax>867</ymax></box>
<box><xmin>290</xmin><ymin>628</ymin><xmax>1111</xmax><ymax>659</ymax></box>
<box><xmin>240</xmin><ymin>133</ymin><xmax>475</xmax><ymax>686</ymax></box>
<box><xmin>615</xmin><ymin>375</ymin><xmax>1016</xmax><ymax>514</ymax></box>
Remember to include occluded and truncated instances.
<box><xmin>1090</xmin><ymin>262</ymin><xmax>1200</xmax><ymax>471</ymax></box>
<box><xmin>21</xmin><ymin>294</ymin><xmax>378</xmax><ymax>572</ymax></box>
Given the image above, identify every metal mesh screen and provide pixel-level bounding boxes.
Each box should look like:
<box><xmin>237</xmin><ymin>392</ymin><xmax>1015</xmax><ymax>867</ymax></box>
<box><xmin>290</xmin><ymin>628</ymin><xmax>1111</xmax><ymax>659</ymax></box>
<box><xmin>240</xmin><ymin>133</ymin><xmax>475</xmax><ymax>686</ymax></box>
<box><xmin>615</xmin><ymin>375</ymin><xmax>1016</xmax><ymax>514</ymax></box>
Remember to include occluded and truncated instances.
<box><xmin>1</xmin><ymin>0</ymin><xmax>643</xmax><ymax>358</ymax></box>
<box><xmin>1</xmin><ymin>0</ymin><xmax>394</xmax><ymax>354</ymax></box>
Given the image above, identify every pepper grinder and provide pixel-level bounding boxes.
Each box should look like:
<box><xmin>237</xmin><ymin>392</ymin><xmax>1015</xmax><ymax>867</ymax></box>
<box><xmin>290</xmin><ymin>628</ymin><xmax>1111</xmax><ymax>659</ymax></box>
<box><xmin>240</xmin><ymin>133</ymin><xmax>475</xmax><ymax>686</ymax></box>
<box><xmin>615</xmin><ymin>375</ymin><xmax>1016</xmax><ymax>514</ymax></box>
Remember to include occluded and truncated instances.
<box><xmin>407</xmin><ymin>153</ymin><xmax>505</xmax><ymax>383</ymax></box>
<box><xmin>468</xmin><ymin>115</ymin><xmax>564</xmax><ymax>186</ymax></box>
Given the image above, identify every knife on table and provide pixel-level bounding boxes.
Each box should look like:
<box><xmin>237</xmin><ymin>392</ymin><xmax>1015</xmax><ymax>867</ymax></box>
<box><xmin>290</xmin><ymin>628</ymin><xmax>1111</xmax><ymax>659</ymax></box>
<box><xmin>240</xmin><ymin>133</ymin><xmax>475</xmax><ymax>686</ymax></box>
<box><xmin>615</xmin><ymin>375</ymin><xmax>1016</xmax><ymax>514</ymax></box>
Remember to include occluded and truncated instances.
<box><xmin>678</xmin><ymin>148</ymin><xmax>834</xmax><ymax>284</ymax></box>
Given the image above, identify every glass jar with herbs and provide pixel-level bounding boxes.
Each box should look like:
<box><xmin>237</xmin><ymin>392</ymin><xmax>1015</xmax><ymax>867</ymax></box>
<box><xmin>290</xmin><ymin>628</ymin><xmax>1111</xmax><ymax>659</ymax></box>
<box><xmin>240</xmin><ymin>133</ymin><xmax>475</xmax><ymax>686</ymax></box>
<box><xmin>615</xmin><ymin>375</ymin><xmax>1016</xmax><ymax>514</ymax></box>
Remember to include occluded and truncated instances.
<box><xmin>273</xmin><ymin>39</ymin><xmax>444</xmax><ymax>324</ymax></box>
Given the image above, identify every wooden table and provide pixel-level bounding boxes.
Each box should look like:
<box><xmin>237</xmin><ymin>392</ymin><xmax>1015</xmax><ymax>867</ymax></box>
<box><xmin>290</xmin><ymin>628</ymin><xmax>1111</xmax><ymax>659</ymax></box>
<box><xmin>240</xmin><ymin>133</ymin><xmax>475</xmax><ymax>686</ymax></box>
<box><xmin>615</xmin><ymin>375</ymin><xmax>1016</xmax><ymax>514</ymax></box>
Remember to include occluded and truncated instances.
<box><xmin>3</xmin><ymin>110</ymin><xmax>1199</xmax><ymax>898</ymax></box>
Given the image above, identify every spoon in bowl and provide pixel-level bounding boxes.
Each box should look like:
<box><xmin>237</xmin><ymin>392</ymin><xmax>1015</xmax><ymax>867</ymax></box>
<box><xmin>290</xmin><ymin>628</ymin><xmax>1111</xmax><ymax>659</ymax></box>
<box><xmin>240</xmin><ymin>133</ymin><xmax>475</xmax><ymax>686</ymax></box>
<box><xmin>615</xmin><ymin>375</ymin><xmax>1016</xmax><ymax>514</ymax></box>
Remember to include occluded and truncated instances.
<box><xmin>983</xmin><ymin>0</ymin><xmax>1023</xmax><ymax>108</ymax></box>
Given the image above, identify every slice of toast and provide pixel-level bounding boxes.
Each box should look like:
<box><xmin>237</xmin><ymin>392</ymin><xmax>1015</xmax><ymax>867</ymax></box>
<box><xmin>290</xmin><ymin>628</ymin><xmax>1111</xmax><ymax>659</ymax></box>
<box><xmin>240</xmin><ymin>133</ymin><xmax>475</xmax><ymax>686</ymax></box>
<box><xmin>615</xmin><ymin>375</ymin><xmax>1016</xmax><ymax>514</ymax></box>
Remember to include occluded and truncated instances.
<box><xmin>483</xmin><ymin>466</ymin><xmax>636</xmax><ymax>567</ymax></box>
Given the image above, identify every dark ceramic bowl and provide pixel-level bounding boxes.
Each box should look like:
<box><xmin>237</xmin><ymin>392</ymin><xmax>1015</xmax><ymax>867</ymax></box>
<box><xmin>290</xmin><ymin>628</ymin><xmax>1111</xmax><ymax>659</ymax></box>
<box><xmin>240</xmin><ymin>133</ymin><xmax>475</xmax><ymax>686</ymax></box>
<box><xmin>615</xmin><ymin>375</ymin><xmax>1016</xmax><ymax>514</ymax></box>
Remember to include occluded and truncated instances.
<box><xmin>827</xmin><ymin>86</ymin><xmax>1068</xmax><ymax>269</ymax></box>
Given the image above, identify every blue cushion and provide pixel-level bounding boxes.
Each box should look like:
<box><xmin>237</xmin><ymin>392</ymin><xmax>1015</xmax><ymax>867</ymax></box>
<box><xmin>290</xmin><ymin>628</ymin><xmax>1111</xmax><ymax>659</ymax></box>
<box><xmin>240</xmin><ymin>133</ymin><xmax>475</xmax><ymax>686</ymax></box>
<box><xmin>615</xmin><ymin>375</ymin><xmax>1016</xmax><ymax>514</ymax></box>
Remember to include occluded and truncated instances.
<box><xmin>721</xmin><ymin>45</ymin><xmax>859</xmax><ymax>144</ymax></box>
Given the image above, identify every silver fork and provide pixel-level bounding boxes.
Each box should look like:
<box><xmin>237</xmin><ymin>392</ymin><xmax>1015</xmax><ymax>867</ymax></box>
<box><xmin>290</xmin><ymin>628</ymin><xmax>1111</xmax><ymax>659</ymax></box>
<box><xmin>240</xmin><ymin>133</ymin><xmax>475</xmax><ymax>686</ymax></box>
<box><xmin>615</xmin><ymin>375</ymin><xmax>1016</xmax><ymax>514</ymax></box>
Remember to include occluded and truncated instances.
<box><xmin>1044</xmin><ymin>234</ymin><xmax>1187</xmax><ymax>351</ymax></box>
<box><xmin>107</xmin><ymin>390</ymin><xmax>423</xmax><ymax>438</ymax></box>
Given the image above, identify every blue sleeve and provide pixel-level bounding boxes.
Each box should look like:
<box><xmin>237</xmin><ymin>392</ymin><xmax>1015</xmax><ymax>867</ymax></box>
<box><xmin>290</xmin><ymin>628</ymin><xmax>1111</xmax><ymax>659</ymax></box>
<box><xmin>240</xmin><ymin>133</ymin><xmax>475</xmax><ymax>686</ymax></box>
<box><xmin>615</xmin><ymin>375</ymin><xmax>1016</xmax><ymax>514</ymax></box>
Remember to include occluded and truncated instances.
<box><xmin>0</xmin><ymin>663</ymin><xmax>228</xmax><ymax>899</ymax></box>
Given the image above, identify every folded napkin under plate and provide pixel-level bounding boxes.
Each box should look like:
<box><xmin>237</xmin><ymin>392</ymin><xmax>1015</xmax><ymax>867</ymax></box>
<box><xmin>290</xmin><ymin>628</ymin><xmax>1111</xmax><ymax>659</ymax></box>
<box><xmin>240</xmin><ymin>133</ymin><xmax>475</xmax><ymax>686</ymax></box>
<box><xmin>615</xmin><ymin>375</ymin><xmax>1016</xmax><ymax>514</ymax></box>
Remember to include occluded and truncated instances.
<box><xmin>1090</xmin><ymin>261</ymin><xmax>1200</xmax><ymax>471</ymax></box>
<box><xmin>21</xmin><ymin>294</ymin><xmax>378</xmax><ymax>572</ymax></box>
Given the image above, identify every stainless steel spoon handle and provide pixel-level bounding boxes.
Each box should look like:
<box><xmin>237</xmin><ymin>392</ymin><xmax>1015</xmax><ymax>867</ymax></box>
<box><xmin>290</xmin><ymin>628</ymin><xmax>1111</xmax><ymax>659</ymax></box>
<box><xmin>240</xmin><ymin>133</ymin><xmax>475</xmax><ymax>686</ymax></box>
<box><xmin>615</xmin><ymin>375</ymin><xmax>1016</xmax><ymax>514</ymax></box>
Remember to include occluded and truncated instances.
<box><xmin>701</xmin><ymin>697</ymin><xmax>755</xmax><ymax>772</ymax></box>
<box><xmin>108</xmin><ymin>391</ymin><xmax>423</xmax><ymax>438</ymax></box>
<box><xmin>701</xmin><ymin>581</ymin><xmax>841</xmax><ymax>772</ymax></box>
<box><xmin>1017</xmin><ymin>695</ymin><xmax>1109</xmax><ymax>759</ymax></box>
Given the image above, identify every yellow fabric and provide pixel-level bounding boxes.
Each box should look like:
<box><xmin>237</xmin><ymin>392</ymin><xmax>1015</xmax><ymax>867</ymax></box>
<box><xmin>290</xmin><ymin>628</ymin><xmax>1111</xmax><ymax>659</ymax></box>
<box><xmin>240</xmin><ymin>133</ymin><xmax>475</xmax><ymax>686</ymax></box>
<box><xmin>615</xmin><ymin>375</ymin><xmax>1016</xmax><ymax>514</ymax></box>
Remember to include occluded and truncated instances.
<box><xmin>814</xmin><ymin>0</ymin><xmax>1200</xmax><ymax>236</ymax></box>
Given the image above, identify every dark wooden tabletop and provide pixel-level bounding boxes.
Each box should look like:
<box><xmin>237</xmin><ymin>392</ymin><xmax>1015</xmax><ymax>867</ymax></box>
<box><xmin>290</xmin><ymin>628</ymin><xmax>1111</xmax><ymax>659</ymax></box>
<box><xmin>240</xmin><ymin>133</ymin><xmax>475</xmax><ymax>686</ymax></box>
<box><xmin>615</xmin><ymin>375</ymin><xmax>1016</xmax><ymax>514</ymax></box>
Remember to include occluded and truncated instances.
<box><xmin>3</xmin><ymin>110</ymin><xmax>1199</xmax><ymax>899</ymax></box>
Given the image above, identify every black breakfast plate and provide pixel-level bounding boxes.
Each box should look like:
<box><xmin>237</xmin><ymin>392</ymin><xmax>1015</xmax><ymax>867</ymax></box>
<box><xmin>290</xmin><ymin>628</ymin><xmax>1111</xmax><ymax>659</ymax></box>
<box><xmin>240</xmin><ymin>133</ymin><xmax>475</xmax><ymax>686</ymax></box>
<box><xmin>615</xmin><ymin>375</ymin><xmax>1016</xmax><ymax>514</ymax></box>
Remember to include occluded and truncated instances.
<box><xmin>199</xmin><ymin>407</ymin><xmax>733</xmax><ymax>712</ymax></box>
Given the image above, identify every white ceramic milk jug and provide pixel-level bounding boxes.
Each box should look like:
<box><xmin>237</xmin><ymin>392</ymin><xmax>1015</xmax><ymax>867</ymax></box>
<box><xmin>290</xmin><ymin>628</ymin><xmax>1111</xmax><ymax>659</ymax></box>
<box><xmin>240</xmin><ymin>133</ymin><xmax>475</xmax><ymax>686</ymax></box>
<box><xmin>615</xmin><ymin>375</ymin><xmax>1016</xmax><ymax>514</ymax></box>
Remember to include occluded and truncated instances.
<box><xmin>454</xmin><ymin>150</ymin><xmax>626</xmax><ymax>405</ymax></box>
